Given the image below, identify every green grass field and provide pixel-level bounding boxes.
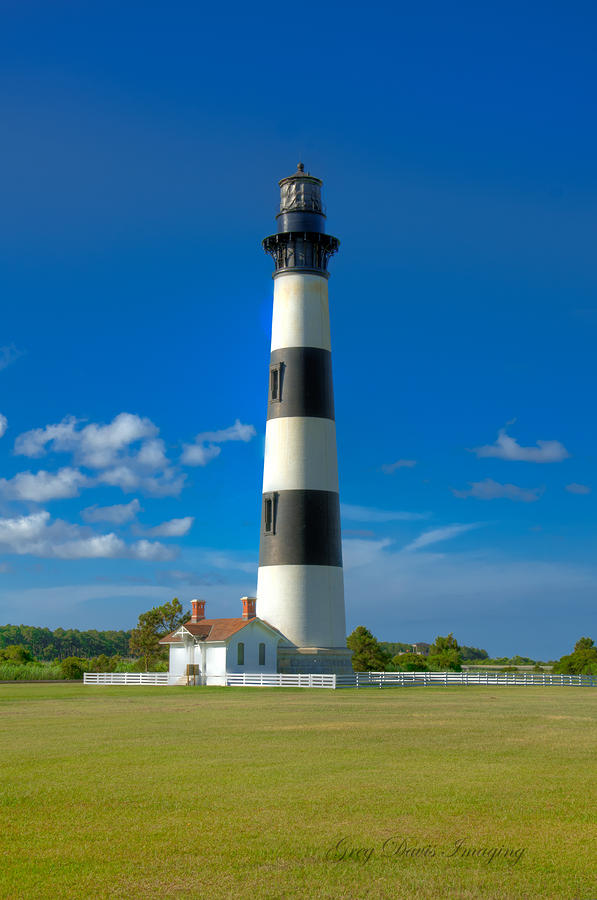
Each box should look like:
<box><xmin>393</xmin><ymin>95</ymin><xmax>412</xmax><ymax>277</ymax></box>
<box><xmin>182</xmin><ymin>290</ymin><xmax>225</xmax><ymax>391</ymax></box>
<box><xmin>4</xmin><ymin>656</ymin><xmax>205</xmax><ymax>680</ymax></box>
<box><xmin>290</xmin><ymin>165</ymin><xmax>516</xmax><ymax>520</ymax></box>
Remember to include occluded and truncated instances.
<box><xmin>1</xmin><ymin>684</ymin><xmax>595</xmax><ymax>899</ymax></box>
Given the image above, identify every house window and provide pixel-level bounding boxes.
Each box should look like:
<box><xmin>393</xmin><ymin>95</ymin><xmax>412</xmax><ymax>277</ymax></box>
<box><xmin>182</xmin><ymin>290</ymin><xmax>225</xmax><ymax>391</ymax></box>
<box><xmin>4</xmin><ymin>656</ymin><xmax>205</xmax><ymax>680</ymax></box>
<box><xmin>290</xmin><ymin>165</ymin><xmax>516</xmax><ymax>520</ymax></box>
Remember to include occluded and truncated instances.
<box><xmin>263</xmin><ymin>492</ymin><xmax>276</xmax><ymax>535</ymax></box>
<box><xmin>237</xmin><ymin>642</ymin><xmax>244</xmax><ymax>666</ymax></box>
<box><xmin>259</xmin><ymin>642</ymin><xmax>266</xmax><ymax>666</ymax></box>
<box><xmin>270</xmin><ymin>363</ymin><xmax>283</xmax><ymax>402</ymax></box>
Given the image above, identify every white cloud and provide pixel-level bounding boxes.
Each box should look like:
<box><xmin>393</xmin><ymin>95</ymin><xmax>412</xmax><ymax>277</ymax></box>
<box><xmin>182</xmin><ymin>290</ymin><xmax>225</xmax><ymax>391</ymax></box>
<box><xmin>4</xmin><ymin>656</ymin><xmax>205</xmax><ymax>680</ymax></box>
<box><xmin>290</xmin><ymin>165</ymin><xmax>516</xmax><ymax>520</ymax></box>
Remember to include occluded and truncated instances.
<box><xmin>452</xmin><ymin>478</ymin><xmax>543</xmax><ymax>503</ymax></box>
<box><xmin>51</xmin><ymin>533</ymin><xmax>127</xmax><ymax>559</ymax></box>
<box><xmin>0</xmin><ymin>414</ymin><xmax>7</xmax><ymax>439</ymax></box>
<box><xmin>13</xmin><ymin>414</ymin><xmax>186</xmax><ymax>495</ymax></box>
<box><xmin>14</xmin><ymin>416</ymin><xmax>81</xmax><ymax>458</ymax></box>
<box><xmin>14</xmin><ymin>413</ymin><xmax>159</xmax><ymax>468</ymax></box>
<box><xmin>180</xmin><ymin>443</ymin><xmax>221</xmax><ymax>467</ymax></box>
<box><xmin>0</xmin><ymin>467</ymin><xmax>89</xmax><ymax>502</ymax></box>
<box><xmin>12</xmin><ymin>412</ymin><xmax>258</xmax><ymax>497</ymax></box>
<box><xmin>127</xmin><ymin>539</ymin><xmax>174</xmax><ymax>561</ymax></box>
<box><xmin>82</xmin><ymin>499</ymin><xmax>142</xmax><ymax>524</ymax></box>
<box><xmin>142</xmin><ymin>517</ymin><xmax>194</xmax><ymax>537</ymax></box>
<box><xmin>79</xmin><ymin>415</ymin><xmax>159</xmax><ymax>467</ymax></box>
<box><xmin>47</xmin><ymin>535</ymin><xmax>173</xmax><ymax>561</ymax></box>
<box><xmin>402</xmin><ymin>523</ymin><xmax>482</xmax><ymax>553</ymax></box>
<box><xmin>343</xmin><ymin>537</ymin><xmax>393</xmax><ymax>569</ymax></box>
<box><xmin>472</xmin><ymin>427</ymin><xmax>569</xmax><ymax>463</ymax></box>
<box><xmin>565</xmin><ymin>483</ymin><xmax>591</xmax><ymax>495</ymax></box>
<box><xmin>0</xmin><ymin>510</ymin><xmax>51</xmax><ymax>545</ymax></box>
<box><xmin>96</xmin><ymin>465</ymin><xmax>186</xmax><ymax>496</ymax></box>
<box><xmin>182</xmin><ymin>419</ymin><xmax>256</xmax><ymax>467</ymax></box>
<box><xmin>341</xmin><ymin>503</ymin><xmax>429</xmax><ymax>522</ymax></box>
<box><xmin>134</xmin><ymin>438</ymin><xmax>168</xmax><ymax>469</ymax></box>
<box><xmin>381</xmin><ymin>459</ymin><xmax>417</xmax><ymax>474</ymax></box>
<box><xmin>0</xmin><ymin>510</ymin><xmax>174</xmax><ymax>560</ymax></box>
<box><xmin>0</xmin><ymin>345</ymin><xmax>23</xmax><ymax>372</ymax></box>
<box><xmin>194</xmin><ymin>420</ymin><xmax>256</xmax><ymax>444</ymax></box>
<box><xmin>12</xmin><ymin>413</ymin><xmax>184</xmax><ymax>497</ymax></box>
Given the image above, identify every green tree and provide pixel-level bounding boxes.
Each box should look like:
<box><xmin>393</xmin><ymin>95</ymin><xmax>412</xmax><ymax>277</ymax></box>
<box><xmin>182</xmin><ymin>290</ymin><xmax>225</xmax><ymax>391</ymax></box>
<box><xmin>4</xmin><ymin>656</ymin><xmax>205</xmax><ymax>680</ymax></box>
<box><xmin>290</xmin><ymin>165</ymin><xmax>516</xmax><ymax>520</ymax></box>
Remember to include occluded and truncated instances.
<box><xmin>0</xmin><ymin>644</ymin><xmax>33</xmax><ymax>663</ymax></box>
<box><xmin>392</xmin><ymin>652</ymin><xmax>428</xmax><ymax>672</ymax></box>
<box><xmin>574</xmin><ymin>637</ymin><xmax>594</xmax><ymax>653</ymax></box>
<box><xmin>347</xmin><ymin>626</ymin><xmax>392</xmax><ymax>672</ymax></box>
<box><xmin>129</xmin><ymin>598</ymin><xmax>189</xmax><ymax>671</ymax></box>
<box><xmin>553</xmin><ymin>637</ymin><xmax>597</xmax><ymax>676</ymax></box>
<box><xmin>460</xmin><ymin>645</ymin><xmax>489</xmax><ymax>661</ymax></box>
<box><xmin>427</xmin><ymin>633</ymin><xmax>462</xmax><ymax>671</ymax></box>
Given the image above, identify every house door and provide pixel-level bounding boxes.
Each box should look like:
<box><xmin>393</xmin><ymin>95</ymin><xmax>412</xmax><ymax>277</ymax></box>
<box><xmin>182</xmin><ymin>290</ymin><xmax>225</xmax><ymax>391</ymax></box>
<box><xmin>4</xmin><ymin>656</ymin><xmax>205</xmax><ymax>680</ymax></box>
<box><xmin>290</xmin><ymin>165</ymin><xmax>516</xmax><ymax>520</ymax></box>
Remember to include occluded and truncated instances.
<box><xmin>185</xmin><ymin>664</ymin><xmax>200</xmax><ymax>686</ymax></box>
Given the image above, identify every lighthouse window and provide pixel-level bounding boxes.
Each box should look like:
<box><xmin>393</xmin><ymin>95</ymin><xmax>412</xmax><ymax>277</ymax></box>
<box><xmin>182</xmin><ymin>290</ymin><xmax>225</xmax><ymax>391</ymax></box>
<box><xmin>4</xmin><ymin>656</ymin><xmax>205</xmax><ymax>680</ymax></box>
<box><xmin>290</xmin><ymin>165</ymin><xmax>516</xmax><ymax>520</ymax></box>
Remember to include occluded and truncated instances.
<box><xmin>270</xmin><ymin>367</ymin><xmax>279</xmax><ymax>400</ymax></box>
<box><xmin>237</xmin><ymin>642</ymin><xmax>244</xmax><ymax>666</ymax></box>
<box><xmin>270</xmin><ymin>363</ymin><xmax>282</xmax><ymax>402</ymax></box>
<box><xmin>259</xmin><ymin>643</ymin><xmax>266</xmax><ymax>666</ymax></box>
<box><xmin>263</xmin><ymin>492</ymin><xmax>276</xmax><ymax>535</ymax></box>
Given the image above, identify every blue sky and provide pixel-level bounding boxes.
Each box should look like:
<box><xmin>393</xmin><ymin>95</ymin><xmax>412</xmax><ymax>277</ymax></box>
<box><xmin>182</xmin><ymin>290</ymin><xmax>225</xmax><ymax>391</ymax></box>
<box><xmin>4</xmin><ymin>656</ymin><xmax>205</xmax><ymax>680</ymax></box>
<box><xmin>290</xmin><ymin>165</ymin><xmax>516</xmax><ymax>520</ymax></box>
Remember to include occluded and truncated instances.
<box><xmin>0</xmin><ymin>1</ymin><xmax>595</xmax><ymax>658</ymax></box>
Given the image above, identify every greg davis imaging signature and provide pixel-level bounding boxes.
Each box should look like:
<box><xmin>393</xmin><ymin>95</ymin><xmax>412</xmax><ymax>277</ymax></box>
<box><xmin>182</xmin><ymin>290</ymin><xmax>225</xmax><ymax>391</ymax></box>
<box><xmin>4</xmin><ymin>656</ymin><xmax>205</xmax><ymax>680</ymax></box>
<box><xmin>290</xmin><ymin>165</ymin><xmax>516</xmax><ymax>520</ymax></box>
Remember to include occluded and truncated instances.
<box><xmin>325</xmin><ymin>836</ymin><xmax>526</xmax><ymax>866</ymax></box>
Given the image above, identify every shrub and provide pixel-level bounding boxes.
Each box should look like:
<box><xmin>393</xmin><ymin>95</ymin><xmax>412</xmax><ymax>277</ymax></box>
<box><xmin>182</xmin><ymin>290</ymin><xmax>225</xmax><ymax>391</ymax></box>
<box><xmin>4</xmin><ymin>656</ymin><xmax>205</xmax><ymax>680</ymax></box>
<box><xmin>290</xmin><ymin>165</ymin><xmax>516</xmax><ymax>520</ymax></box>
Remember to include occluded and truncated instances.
<box><xmin>60</xmin><ymin>657</ymin><xmax>89</xmax><ymax>680</ymax></box>
<box><xmin>89</xmin><ymin>654</ymin><xmax>117</xmax><ymax>673</ymax></box>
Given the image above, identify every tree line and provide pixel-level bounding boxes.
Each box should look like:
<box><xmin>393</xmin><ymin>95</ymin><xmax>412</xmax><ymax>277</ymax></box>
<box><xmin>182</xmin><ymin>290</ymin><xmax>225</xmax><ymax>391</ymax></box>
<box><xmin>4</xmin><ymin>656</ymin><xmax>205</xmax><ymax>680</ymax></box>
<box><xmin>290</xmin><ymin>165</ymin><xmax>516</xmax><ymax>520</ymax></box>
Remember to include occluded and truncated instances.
<box><xmin>348</xmin><ymin>627</ymin><xmax>597</xmax><ymax>675</ymax></box>
<box><xmin>0</xmin><ymin>624</ymin><xmax>132</xmax><ymax>660</ymax></box>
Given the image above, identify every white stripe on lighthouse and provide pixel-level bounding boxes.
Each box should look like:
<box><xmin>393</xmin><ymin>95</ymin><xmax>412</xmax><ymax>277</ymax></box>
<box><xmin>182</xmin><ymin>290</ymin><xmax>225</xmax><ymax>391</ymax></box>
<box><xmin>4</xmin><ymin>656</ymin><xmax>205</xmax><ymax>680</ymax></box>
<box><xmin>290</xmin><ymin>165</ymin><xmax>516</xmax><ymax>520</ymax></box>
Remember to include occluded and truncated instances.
<box><xmin>270</xmin><ymin>273</ymin><xmax>331</xmax><ymax>352</ymax></box>
<box><xmin>256</xmin><ymin>564</ymin><xmax>346</xmax><ymax>648</ymax></box>
<box><xmin>262</xmin><ymin>417</ymin><xmax>339</xmax><ymax>493</ymax></box>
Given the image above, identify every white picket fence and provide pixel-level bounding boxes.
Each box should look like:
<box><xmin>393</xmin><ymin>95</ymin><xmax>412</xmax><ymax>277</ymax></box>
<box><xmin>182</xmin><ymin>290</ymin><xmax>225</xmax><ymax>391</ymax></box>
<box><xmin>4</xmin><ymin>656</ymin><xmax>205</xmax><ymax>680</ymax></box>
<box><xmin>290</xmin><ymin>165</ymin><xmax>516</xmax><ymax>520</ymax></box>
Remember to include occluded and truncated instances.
<box><xmin>83</xmin><ymin>670</ymin><xmax>594</xmax><ymax>689</ymax></box>
<box><xmin>335</xmin><ymin>671</ymin><xmax>595</xmax><ymax>688</ymax></box>
<box><xmin>84</xmin><ymin>673</ymin><xmax>170</xmax><ymax>685</ymax></box>
<box><xmin>226</xmin><ymin>672</ymin><xmax>336</xmax><ymax>688</ymax></box>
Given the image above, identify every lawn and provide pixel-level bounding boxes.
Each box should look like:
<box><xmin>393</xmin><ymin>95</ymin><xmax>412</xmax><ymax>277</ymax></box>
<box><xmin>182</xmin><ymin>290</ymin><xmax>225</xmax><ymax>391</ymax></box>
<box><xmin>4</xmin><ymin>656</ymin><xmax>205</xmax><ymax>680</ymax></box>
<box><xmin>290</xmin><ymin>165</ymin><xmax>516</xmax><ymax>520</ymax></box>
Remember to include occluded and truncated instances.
<box><xmin>0</xmin><ymin>684</ymin><xmax>595</xmax><ymax>899</ymax></box>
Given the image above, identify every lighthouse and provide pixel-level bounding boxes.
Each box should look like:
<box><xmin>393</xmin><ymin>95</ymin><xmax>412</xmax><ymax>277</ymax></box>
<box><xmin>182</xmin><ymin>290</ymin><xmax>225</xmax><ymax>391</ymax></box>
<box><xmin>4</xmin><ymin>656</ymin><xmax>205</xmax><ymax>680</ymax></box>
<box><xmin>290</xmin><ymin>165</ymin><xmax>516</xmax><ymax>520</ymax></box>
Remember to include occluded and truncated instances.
<box><xmin>256</xmin><ymin>164</ymin><xmax>353</xmax><ymax>675</ymax></box>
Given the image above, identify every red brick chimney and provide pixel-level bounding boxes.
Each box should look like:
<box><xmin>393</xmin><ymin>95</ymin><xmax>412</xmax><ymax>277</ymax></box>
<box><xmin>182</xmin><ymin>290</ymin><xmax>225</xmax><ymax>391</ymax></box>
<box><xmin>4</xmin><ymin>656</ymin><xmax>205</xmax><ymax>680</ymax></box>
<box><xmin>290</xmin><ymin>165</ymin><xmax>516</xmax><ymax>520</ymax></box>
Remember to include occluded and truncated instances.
<box><xmin>241</xmin><ymin>597</ymin><xmax>256</xmax><ymax>620</ymax></box>
<box><xmin>191</xmin><ymin>599</ymin><xmax>205</xmax><ymax>623</ymax></box>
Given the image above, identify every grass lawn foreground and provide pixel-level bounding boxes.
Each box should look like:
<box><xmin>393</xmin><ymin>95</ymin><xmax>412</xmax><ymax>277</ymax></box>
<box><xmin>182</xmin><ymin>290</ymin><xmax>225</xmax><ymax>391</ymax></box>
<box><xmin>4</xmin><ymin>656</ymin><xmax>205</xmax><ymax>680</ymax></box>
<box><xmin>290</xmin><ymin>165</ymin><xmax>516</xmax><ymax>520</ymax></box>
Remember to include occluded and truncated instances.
<box><xmin>0</xmin><ymin>683</ymin><xmax>596</xmax><ymax>899</ymax></box>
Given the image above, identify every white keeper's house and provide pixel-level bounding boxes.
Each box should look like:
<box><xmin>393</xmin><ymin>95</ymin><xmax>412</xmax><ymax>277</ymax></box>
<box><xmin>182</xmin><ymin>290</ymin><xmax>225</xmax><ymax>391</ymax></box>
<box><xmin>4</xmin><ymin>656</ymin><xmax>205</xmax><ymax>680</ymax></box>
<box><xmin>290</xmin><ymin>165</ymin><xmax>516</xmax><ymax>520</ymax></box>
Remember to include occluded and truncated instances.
<box><xmin>160</xmin><ymin>598</ymin><xmax>289</xmax><ymax>685</ymax></box>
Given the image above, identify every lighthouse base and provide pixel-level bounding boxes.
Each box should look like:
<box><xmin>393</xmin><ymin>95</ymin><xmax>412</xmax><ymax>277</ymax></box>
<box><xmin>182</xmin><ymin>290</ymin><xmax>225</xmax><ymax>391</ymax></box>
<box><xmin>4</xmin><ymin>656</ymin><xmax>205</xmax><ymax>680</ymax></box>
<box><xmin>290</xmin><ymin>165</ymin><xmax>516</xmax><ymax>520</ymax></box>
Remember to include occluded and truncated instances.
<box><xmin>277</xmin><ymin>646</ymin><xmax>354</xmax><ymax>675</ymax></box>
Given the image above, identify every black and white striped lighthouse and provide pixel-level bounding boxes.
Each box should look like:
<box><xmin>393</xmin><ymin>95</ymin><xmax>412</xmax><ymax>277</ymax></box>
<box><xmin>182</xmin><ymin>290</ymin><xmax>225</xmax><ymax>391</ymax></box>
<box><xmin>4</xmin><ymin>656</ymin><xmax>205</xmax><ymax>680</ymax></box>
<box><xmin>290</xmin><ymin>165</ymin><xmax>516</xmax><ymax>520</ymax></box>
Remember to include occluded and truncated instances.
<box><xmin>256</xmin><ymin>164</ymin><xmax>353</xmax><ymax>674</ymax></box>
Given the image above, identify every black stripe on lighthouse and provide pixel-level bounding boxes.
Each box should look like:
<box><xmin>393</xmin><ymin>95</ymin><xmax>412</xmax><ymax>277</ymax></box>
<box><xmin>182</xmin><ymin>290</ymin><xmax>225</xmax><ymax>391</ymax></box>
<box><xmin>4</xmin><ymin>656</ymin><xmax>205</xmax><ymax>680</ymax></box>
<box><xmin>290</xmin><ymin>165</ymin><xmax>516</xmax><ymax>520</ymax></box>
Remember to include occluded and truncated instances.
<box><xmin>267</xmin><ymin>347</ymin><xmax>335</xmax><ymax>421</ymax></box>
<box><xmin>259</xmin><ymin>489</ymin><xmax>342</xmax><ymax>567</ymax></box>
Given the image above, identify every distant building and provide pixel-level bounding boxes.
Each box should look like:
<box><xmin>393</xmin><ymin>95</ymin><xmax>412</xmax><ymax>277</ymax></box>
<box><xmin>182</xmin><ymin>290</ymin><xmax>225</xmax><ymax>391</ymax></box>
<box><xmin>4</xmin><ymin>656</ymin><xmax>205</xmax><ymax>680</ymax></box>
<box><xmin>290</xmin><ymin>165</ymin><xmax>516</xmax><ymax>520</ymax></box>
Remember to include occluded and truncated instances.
<box><xmin>411</xmin><ymin>642</ymin><xmax>431</xmax><ymax>656</ymax></box>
